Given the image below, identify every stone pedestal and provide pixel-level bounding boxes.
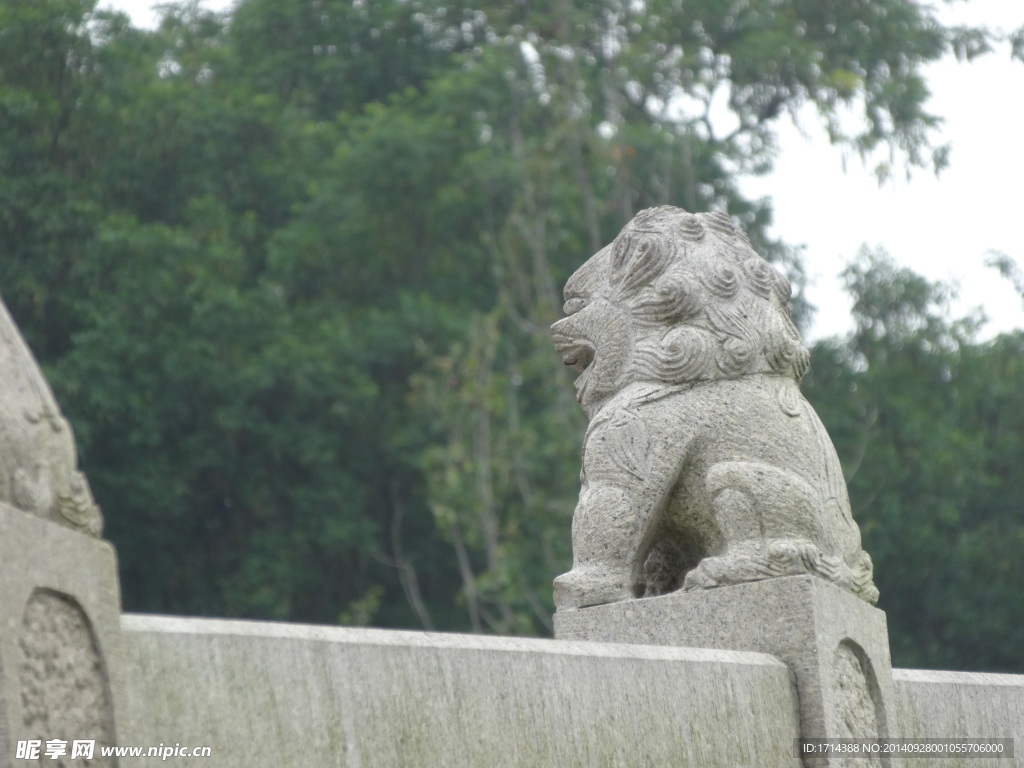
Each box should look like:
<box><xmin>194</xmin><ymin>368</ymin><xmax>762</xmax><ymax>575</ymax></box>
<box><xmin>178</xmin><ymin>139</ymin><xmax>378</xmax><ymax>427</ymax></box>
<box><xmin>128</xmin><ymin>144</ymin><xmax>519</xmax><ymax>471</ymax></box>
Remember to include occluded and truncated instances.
<box><xmin>555</xmin><ymin>575</ymin><xmax>897</xmax><ymax>767</ymax></box>
<box><xmin>0</xmin><ymin>502</ymin><xmax>123</xmax><ymax>766</ymax></box>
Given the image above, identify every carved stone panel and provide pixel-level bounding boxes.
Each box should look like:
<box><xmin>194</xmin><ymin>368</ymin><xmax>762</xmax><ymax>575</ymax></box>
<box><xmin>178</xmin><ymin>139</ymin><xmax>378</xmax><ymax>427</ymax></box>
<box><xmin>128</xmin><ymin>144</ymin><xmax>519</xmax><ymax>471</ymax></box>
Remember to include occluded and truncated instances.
<box><xmin>830</xmin><ymin>640</ymin><xmax>886</xmax><ymax>767</ymax></box>
<box><xmin>19</xmin><ymin>591</ymin><xmax>115</xmax><ymax>766</ymax></box>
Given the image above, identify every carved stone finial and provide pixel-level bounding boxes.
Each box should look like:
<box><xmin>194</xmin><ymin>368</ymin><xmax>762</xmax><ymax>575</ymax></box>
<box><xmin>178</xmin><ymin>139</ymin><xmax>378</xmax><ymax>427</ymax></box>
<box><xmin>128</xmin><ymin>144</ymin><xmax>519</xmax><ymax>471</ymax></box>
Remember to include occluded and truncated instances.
<box><xmin>0</xmin><ymin>297</ymin><xmax>102</xmax><ymax>536</ymax></box>
<box><xmin>551</xmin><ymin>206</ymin><xmax>876</xmax><ymax>610</ymax></box>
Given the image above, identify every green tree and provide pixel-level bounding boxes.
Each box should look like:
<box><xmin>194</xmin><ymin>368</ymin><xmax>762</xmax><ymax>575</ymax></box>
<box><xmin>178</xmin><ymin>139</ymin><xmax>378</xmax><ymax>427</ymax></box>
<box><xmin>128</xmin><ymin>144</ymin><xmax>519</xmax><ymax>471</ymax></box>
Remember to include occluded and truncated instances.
<box><xmin>374</xmin><ymin>0</ymin><xmax>983</xmax><ymax>635</ymax></box>
<box><xmin>804</xmin><ymin>249</ymin><xmax>1024</xmax><ymax>672</ymax></box>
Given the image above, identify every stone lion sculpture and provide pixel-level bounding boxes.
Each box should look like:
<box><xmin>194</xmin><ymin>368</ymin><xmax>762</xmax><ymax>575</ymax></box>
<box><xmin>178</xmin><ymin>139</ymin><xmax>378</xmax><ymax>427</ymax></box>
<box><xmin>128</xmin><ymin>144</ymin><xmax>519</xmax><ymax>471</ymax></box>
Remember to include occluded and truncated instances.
<box><xmin>551</xmin><ymin>206</ymin><xmax>877</xmax><ymax>610</ymax></box>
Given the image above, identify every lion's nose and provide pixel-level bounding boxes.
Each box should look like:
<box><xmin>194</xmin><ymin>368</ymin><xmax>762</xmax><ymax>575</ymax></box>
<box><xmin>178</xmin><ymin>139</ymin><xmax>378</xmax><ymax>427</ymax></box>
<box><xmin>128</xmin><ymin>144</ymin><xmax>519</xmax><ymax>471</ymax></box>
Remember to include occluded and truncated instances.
<box><xmin>550</xmin><ymin>316</ymin><xmax>580</xmax><ymax>355</ymax></box>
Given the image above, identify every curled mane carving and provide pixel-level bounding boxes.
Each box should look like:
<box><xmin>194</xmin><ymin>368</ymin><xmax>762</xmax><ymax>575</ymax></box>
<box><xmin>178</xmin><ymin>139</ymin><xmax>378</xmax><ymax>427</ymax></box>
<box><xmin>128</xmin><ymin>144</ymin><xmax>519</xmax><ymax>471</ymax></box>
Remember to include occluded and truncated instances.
<box><xmin>611</xmin><ymin>206</ymin><xmax>807</xmax><ymax>387</ymax></box>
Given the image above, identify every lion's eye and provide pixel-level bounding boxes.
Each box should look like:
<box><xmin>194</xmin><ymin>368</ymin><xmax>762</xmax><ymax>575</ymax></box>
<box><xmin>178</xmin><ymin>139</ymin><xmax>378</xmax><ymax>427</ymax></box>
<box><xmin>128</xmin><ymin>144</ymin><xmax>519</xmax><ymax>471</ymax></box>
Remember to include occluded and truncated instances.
<box><xmin>563</xmin><ymin>298</ymin><xmax>587</xmax><ymax>315</ymax></box>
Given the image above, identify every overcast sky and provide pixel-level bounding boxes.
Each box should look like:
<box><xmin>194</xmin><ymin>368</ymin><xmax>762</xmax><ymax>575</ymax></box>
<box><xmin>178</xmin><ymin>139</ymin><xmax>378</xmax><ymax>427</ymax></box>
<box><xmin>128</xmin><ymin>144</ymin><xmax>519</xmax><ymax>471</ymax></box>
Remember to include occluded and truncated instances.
<box><xmin>99</xmin><ymin>0</ymin><xmax>1024</xmax><ymax>342</ymax></box>
<box><xmin>743</xmin><ymin>0</ymin><xmax>1024</xmax><ymax>341</ymax></box>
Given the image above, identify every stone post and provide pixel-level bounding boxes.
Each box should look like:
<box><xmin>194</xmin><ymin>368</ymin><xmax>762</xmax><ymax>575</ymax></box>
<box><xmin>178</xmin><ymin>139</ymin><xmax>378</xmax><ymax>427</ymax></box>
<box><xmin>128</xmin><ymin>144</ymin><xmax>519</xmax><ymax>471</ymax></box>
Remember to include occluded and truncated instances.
<box><xmin>555</xmin><ymin>575</ymin><xmax>898</xmax><ymax>768</ymax></box>
<box><xmin>0</xmin><ymin>298</ymin><xmax>123</xmax><ymax>766</ymax></box>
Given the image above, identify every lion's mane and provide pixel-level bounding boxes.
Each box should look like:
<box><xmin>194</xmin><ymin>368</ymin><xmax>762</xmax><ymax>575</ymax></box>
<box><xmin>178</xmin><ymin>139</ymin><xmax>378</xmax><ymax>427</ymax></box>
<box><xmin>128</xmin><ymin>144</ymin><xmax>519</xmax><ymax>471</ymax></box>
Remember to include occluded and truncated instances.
<box><xmin>603</xmin><ymin>206</ymin><xmax>809</xmax><ymax>388</ymax></box>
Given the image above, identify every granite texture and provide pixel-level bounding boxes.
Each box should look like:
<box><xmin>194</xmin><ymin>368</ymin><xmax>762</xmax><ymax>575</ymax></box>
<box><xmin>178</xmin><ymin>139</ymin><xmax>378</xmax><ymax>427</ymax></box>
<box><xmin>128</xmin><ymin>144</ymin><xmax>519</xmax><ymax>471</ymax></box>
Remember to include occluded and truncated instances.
<box><xmin>19</xmin><ymin>592</ymin><xmax>115</xmax><ymax>767</ymax></box>
<box><xmin>119</xmin><ymin>615</ymin><xmax>802</xmax><ymax>768</ymax></box>
<box><xmin>555</xmin><ymin>575</ymin><xmax>897</xmax><ymax>767</ymax></box>
<box><xmin>550</xmin><ymin>206</ymin><xmax>876</xmax><ymax>611</ymax></box>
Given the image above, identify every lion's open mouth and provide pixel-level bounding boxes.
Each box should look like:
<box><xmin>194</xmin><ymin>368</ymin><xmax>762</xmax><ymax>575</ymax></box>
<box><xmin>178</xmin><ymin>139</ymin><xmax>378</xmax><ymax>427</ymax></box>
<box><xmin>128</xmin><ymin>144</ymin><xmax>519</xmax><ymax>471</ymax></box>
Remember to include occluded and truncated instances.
<box><xmin>552</xmin><ymin>333</ymin><xmax>596</xmax><ymax>402</ymax></box>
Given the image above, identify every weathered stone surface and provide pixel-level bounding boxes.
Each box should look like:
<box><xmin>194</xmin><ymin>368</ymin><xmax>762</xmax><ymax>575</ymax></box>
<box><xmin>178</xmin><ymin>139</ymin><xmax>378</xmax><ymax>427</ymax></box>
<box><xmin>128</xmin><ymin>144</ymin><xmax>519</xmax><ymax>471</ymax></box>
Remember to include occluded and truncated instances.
<box><xmin>0</xmin><ymin>298</ymin><xmax>101</xmax><ymax>536</ymax></box>
<box><xmin>116</xmin><ymin>614</ymin><xmax>1024</xmax><ymax>768</ymax></box>
<box><xmin>555</xmin><ymin>575</ymin><xmax>896</xmax><ymax>768</ymax></box>
<box><xmin>550</xmin><ymin>205</ymin><xmax>876</xmax><ymax>610</ymax></box>
<box><xmin>0</xmin><ymin>501</ymin><xmax>122</xmax><ymax>763</ymax></box>
<box><xmin>119</xmin><ymin>615</ymin><xmax>802</xmax><ymax>768</ymax></box>
<box><xmin>892</xmin><ymin>669</ymin><xmax>1024</xmax><ymax>768</ymax></box>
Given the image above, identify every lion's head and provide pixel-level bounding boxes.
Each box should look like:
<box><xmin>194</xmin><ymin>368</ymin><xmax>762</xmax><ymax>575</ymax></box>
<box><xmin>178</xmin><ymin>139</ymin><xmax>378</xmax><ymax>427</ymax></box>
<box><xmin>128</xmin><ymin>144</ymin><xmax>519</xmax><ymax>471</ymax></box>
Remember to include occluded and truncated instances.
<box><xmin>551</xmin><ymin>206</ymin><xmax>808</xmax><ymax>417</ymax></box>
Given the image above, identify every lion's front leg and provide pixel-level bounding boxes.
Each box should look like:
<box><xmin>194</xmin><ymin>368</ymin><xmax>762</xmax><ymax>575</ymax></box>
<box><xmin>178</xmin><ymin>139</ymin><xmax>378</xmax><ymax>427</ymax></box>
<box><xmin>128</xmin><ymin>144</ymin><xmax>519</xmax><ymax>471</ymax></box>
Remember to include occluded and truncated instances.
<box><xmin>553</xmin><ymin>485</ymin><xmax>643</xmax><ymax>610</ymax></box>
<box><xmin>554</xmin><ymin>404</ymin><xmax>684</xmax><ymax>611</ymax></box>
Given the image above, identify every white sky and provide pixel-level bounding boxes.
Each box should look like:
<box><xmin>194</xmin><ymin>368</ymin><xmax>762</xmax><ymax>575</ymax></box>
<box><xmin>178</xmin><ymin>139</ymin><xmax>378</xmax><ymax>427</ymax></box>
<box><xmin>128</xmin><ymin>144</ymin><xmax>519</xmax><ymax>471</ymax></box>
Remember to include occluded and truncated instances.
<box><xmin>100</xmin><ymin>0</ymin><xmax>1024</xmax><ymax>342</ymax></box>
<box><xmin>742</xmin><ymin>0</ymin><xmax>1024</xmax><ymax>341</ymax></box>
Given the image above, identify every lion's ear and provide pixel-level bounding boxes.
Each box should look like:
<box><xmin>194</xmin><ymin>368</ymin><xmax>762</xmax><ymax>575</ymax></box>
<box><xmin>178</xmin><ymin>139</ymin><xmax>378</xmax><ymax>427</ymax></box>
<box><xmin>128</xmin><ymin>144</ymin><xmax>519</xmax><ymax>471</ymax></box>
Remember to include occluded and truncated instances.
<box><xmin>612</xmin><ymin>234</ymin><xmax>673</xmax><ymax>295</ymax></box>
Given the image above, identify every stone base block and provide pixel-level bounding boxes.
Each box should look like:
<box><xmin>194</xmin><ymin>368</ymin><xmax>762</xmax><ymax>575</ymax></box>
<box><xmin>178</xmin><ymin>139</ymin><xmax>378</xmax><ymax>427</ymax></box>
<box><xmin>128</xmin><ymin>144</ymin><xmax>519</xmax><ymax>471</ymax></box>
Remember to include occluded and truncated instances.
<box><xmin>0</xmin><ymin>502</ymin><xmax>123</xmax><ymax>765</ymax></box>
<box><xmin>555</xmin><ymin>575</ymin><xmax>896</xmax><ymax>767</ymax></box>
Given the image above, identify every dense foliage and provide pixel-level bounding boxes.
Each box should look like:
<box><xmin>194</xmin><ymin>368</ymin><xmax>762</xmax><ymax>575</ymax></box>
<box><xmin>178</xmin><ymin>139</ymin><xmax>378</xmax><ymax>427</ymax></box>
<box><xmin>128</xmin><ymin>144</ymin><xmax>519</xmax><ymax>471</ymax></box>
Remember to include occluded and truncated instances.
<box><xmin>0</xmin><ymin>0</ymin><xmax>1020</xmax><ymax>670</ymax></box>
<box><xmin>804</xmin><ymin>251</ymin><xmax>1024</xmax><ymax>672</ymax></box>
